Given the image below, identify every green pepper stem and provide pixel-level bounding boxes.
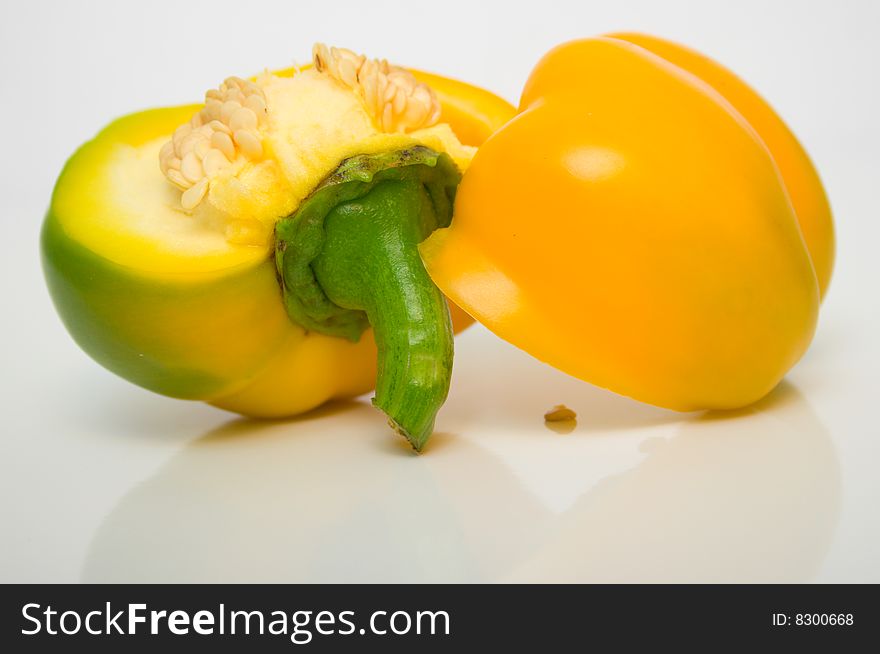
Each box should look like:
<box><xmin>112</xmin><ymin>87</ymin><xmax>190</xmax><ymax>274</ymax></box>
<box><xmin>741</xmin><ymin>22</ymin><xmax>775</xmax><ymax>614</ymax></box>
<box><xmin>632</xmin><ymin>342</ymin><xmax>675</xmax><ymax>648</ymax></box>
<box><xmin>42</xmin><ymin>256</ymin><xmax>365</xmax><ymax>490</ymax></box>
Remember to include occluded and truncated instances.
<box><xmin>312</xmin><ymin>179</ymin><xmax>453</xmax><ymax>450</ymax></box>
<box><xmin>274</xmin><ymin>148</ymin><xmax>460</xmax><ymax>451</ymax></box>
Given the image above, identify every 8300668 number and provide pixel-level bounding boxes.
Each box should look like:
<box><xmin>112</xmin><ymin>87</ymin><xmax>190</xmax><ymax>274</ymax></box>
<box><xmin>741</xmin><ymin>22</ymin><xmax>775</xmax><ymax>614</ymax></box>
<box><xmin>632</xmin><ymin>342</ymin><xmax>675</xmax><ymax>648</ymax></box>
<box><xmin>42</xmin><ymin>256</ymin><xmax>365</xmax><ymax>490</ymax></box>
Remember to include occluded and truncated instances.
<box><xmin>772</xmin><ymin>613</ymin><xmax>854</xmax><ymax>627</ymax></box>
<box><xmin>795</xmin><ymin>614</ymin><xmax>853</xmax><ymax>626</ymax></box>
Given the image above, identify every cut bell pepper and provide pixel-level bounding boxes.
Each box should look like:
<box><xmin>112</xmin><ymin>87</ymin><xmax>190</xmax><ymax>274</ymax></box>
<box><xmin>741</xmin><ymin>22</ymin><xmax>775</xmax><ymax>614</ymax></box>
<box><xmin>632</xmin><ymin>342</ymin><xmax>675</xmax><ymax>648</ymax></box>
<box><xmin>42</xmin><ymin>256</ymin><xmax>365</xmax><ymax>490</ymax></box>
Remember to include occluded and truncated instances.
<box><xmin>42</xmin><ymin>46</ymin><xmax>515</xmax><ymax>449</ymax></box>
<box><xmin>421</xmin><ymin>34</ymin><xmax>830</xmax><ymax>412</ymax></box>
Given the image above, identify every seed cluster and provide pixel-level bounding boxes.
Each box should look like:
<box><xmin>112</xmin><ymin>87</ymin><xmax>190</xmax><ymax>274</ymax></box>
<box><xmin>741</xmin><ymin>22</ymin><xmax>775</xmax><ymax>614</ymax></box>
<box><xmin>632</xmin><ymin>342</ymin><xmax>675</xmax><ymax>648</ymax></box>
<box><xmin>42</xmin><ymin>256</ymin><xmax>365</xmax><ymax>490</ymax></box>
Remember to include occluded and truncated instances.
<box><xmin>160</xmin><ymin>45</ymin><xmax>443</xmax><ymax>213</ymax></box>
<box><xmin>313</xmin><ymin>44</ymin><xmax>441</xmax><ymax>134</ymax></box>
<box><xmin>159</xmin><ymin>77</ymin><xmax>267</xmax><ymax>210</ymax></box>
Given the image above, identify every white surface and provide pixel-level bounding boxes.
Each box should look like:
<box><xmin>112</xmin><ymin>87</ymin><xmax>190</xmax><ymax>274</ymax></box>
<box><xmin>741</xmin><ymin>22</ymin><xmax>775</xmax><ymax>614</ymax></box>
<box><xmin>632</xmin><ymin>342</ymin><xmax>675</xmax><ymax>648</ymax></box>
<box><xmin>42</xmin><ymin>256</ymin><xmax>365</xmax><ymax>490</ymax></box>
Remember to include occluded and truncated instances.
<box><xmin>1</xmin><ymin>0</ymin><xmax>878</xmax><ymax>583</ymax></box>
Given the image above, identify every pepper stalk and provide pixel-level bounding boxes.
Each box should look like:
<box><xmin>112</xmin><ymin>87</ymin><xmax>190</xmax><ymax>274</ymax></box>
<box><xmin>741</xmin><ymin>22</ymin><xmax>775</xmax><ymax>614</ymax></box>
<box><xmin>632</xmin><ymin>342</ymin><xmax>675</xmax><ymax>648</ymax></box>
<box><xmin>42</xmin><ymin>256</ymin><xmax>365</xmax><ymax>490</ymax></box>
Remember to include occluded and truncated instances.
<box><xmin>276</xmin><ymin>147</ymin><xmax>459</xmax><ymax>450</ymax></box>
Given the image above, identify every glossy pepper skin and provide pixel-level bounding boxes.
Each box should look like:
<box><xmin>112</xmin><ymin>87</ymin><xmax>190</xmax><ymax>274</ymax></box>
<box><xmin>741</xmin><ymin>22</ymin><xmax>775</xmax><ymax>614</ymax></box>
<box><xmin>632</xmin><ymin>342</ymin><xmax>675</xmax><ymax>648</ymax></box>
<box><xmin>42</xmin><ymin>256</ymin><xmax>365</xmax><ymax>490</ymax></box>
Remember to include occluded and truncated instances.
<box><xmin>42</xmin><ymin>72</ymin><xmax>515</xmax><ymax>421</ymax></box>
<box><xmin>608</xmin><ymin>33</ymin><xmax>834</xmax><ymax>298</ymax></box>
<box><xmin>421</xmin><ymin>35</ymin><xmax>827</xmax><ymax>412</ymax></box>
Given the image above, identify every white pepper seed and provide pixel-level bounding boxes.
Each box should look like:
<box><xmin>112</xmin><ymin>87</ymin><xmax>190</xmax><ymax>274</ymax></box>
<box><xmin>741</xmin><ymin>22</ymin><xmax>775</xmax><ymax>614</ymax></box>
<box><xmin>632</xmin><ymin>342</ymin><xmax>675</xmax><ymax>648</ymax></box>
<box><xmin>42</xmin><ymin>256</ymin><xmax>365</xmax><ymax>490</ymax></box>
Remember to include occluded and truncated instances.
<box><xmin>166</xmin><ymin>169</ymin><xmax>189</xmax><ymax>189</ymax></box>
<box><xmin>229</xmin><ymin>107</ymin><xmax>258</xmax><ymax>132</ymax></box>
<box><xmin>234</xmin><ymin>129</ymin><xmax>262</xmax><ymax>159</ymax></box>
<box><xmin>203</xmin><ymin>100</ymin><xmax>222</xmax><ymax>121</ymax></box>
<box><xmin>194</xmin><ymin>139</ymin><xmax>210</xmax><ymax>159</ymax></box>
<box><xmin>181</xmin><ymin>178</ymin><xmax>209</xmax><ymax>210</ymax></box>
<box><xmin>220</xmin><ymin>100</ymin><xmax>242</xmax><ymax>123</ymax></box>
<box><xmin>180</xmin><ymin>152</ymin><xmax>203</xmax><ymax>183</ymax></box>
<box><xmin>243</xmin><ymin>94</ymin><xmax>266</xmax><ymax>116</ymax></box>
<box><xmin>211</xmin><ymin>131</ymin><xmax>235</xmax><ymax>160</ymax></box>
<box><xmin>202</xmin><ymin>148</ymin><xmax>227</xmax><ymax>176</ymax></box>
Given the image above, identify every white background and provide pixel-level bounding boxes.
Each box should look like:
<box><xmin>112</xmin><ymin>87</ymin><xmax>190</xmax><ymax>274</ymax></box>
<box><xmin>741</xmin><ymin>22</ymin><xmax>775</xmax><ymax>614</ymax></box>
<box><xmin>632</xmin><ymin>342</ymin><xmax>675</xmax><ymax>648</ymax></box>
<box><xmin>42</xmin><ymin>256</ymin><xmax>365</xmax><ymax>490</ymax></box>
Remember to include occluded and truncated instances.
<box><xmin>1</xmin><ymin>0</ymin><xmax>878</xmax><ymax>582</ymax></box>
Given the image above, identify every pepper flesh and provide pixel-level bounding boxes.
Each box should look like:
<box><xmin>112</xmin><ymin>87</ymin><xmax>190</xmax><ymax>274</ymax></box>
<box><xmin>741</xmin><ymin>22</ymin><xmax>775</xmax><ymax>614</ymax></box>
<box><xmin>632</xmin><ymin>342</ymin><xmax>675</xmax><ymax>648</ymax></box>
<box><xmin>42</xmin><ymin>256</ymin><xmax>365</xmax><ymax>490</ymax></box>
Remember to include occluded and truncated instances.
<box><xmin>421</xmin><ymin>35</ymin><xmax>824</xmax><ymax>412</ymax></box>
<box><xmin>42</xmin><ymin>61</ymin><xmax>515</xmax><ymax>431</ymax></box>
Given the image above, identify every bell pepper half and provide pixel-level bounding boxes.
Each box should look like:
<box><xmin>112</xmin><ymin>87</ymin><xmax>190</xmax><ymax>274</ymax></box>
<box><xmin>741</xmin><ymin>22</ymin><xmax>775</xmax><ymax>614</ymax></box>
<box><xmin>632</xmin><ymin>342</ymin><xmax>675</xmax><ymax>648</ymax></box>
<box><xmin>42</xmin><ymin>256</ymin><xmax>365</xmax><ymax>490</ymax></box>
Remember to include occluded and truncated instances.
<box><xmin>421</xmin><ymin>34</ymin><xmax>832</xmax><ymax>412</ymax></box>
<box><xmin>42</xmin><ymin>45</ymin><xmax>515</xmax><ymax>450</ymax></box>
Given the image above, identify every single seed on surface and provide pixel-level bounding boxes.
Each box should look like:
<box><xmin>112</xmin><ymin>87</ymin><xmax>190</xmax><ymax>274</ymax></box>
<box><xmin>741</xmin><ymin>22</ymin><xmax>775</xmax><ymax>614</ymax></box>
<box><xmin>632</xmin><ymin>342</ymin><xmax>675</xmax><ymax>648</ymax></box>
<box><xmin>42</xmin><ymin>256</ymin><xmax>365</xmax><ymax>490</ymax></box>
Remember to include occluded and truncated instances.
<box><xmin>544</xmin><ymin>405</ymin><xmax>577</xmax><ymax>422</ymax></box>
<box><xmin>544</xmin><ymin>404</ymin><xmax>577</xmax><ymax>434</ymax></box>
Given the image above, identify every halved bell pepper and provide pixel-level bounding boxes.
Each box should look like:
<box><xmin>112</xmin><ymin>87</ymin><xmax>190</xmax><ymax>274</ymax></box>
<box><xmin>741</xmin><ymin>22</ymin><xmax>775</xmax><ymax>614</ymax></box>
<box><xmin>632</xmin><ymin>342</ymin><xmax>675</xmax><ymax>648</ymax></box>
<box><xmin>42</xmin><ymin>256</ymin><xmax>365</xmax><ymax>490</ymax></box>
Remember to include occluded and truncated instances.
<box><xmin>421</xmin><ymin>34</ymin><xmax>831</xmax><ymax>412</ymax></box>
<box><xmin>42</xmin><ymin>45</ymin><xmax>515</xmax><ymax>450</ymax></box>
<box><xmin>608</xmin><ymin>33</ymin><xmax>834</xmax><ymax>298</ymax></box>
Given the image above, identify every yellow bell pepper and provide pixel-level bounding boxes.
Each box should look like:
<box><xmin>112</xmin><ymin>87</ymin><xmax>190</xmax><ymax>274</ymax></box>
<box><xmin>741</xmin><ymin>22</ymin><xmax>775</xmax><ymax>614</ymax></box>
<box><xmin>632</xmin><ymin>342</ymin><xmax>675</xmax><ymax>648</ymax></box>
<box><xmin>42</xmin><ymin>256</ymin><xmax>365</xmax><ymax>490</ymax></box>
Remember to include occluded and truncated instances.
<box><xmin>421</xmin><ymin>35</ymin><xmax>829</xmax><ymax>411</ymax></box>
<box><xmin>42</xmin><ymin>46</ymin><xmax>515</xmax><ymax>449</ymax></box>
<box><xmin>608</xmin><ymin>33</ymin><xmax>834</xmax><ymax>298</ymax></box>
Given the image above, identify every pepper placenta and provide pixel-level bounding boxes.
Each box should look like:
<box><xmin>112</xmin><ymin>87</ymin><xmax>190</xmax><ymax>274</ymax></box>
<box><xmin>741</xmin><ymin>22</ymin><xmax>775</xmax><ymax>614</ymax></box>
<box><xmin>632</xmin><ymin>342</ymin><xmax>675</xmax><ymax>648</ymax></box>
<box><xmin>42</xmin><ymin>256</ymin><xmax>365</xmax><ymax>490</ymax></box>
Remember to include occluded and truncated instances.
<box><xmin>421</xmin><ymin>34</ymin><xmax>831</xmax><ymax>412</ymax></box>
<box><xmin>42</xmin><ymin>45</ymin><xmax>515</xmax><ymax>450</ymax></box>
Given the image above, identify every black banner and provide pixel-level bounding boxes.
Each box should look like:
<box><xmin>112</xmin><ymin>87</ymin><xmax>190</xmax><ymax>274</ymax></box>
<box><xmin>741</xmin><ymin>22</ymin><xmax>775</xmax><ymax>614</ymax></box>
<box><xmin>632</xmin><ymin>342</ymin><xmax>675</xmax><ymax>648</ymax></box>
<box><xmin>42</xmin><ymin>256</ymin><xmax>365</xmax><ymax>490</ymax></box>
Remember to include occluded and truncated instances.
<box><xmin>1</xmin><ymin>584</ymin><xmax>876</xmax><ymax>650</ymax></box>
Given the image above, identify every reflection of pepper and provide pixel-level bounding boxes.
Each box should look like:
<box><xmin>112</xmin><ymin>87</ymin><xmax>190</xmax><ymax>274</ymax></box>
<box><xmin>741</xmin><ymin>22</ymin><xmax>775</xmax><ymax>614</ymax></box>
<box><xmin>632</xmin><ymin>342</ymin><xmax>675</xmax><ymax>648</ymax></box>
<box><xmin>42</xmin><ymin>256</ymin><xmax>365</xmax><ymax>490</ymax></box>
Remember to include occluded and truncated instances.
<box><xmin>42</xmin><ymin>45</ymin><xmax>514</xmax><ymax>450</ymax></box>
<box><xmin>422</xmin><ymin>35</ymin><xmax>830</xmax><ymax>412</ymax></box>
